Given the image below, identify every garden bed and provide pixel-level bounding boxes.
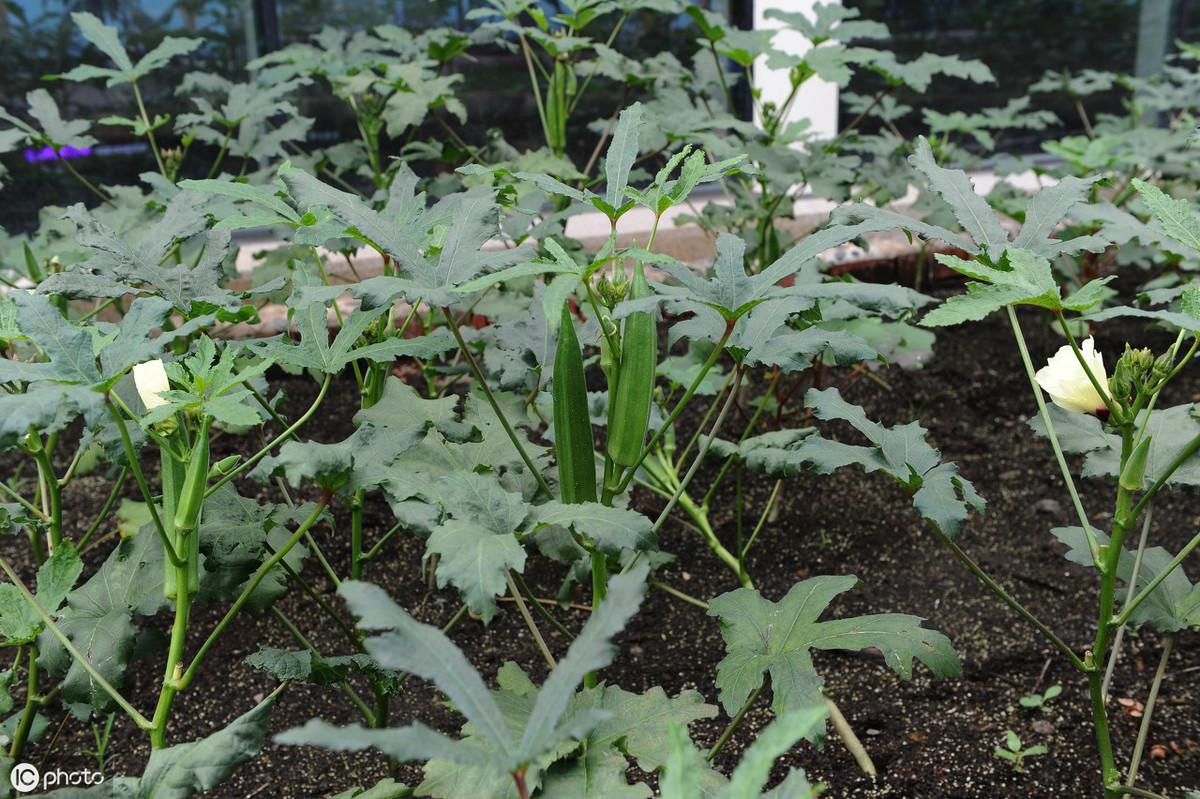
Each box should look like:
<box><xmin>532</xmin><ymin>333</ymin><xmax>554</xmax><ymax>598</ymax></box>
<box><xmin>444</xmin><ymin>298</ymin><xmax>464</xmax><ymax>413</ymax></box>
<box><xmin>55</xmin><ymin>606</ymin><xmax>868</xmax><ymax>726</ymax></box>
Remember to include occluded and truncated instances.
<box><xmin>12</xmin><ymin>305</ymin><xmax>1199</xmax><ymax>798</ymax></box>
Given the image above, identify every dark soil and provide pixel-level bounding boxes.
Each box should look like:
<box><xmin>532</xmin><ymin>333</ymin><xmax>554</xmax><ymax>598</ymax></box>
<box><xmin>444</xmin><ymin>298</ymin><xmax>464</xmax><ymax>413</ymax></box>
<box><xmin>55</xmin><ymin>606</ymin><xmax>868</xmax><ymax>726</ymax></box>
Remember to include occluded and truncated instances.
<box><xmin>5</xmin><ymin>305</ymin><xmax>1200</xmax><ymax>799</ymax></box>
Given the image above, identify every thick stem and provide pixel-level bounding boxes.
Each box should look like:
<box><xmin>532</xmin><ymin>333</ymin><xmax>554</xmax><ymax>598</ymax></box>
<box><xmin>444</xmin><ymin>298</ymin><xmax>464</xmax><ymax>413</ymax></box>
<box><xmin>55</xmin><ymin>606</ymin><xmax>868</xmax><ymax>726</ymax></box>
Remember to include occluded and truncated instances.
<box><xmin>1103</xmin><ymin>506</ymin><xmax>1153</xmax><ymax>698</ymax></box>
<box><xmin>1125</xmin><ymin>634</ymin><xmax>1174</xmax><ymax>788</ymax></box>
<box><xmin>30</xmin><ymin>444</ymin><xmax>62</xmax><ymax>551</ymax></box>
<box><xmin>8</xmin><ymin>646</ymin><xmax>39</xmax><ymax>759</ymax></box>
<box><xmin>350</xmin><ymin>489</ymin><xmax>365</xmax><ymax>581</ymax></box>
<box><xmin>1088</xmin><ymin>669</ymin><xmax>1121</xmax><ymax>794</ymax></box>
<box><xmin>150</xmin><ymin>559</ymin><xmax>191</xmax><ymax>748</ymax></box>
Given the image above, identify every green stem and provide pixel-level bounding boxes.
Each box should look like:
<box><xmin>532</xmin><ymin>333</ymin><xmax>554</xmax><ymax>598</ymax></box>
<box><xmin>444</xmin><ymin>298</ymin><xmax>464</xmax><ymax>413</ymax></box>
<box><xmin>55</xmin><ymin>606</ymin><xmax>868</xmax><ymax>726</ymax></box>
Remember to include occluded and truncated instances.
<box><xmin>206</xmin><ymin>375</ymin><xmax>332</xmax><ymax>498</ymax></box>
<box><xmin>350</xmin><ymin>489</ymin><xmax>365</xmax><ymax>581</ymax></box>
<box><xmin>106</xmin><ymin>402</ymin><xmax>182</xmax><ymax>567</ymax></box>
<box><xmin>1088</xmin><ymin>669</ymin><xmax>1120</xmax><ymax>794</ymax></box>
<box><xmin>0</xmin><ymin>479</ymin><xmax>47</xmax><ymax>522</ymax></box>
<box><xmin>1103</xmin><ymin>505</ymin><xmax>1153</xmax><ymax>698</ymax></box>
<box><xmin>651</xmin><ymin>580</ymin><xmax>709</xmax><ymax>610</ymax></box>
<box><xmin>0</xmin><ymin>556</ymin><xmax>152</xmax><ymax>730</ymax></box>
<box><xmin>707</xmin><ymin>684</ymin><xmax>763</xmax><ymax>761</ymax></box>
<box><xmin>28</xmin><ymin>442</ymin><xmax>62</xmax><ymax>551</ymax></box>
<box><xmin>149</xmin><ymin>556</ymin><xmax>192</xmax><ymax>748</ymax></box>
<box><xmin>178</xmin><ymin>498</ymin><xmax>329</xmax><ymax>690</ymax></box>
<box><xmin>510</xmin><ymin>570</ymin><xmax>574</xmax><ymax>641</ymax></box>
<box><xmin>1007</xmin><ymin>307</ymin><xmax>1100</xmax><ymax>564</ymax></box>
<box><xmin>442</xmin><ymin>307</ymin><xmax>552</xmax><ymax>499</ymax></box>
<box><xmin>701</xmin><ymin>368</ymin><xmax>781</xmax><ymax>508</ymax></box>
<box><xmin>506</xmin><ymin>571</ymin><xmax>556</xmax><ymax>671</ymax></box>
<box><xmin>932</xmin><ymin>524</ymin><xmax>1085</xmax><ymax>671</ymax></box>
<box><xmin>272</xmin><ymin>606</ymin><xmax>375</xmax><ymax>727</ymax></box>
<box><xmin>78</xmin><ymin>467</ymin><xmax>128</xmax><ymax>554</ymax></box>
<box><xmin>8</xmin><ymin>646</ymin><xmax>39</xmax><ymax>759</ymax></box>
<box><xmin>132</xmin><ymin>81</ymin><xmax>168</xmax><ymax>178</ymax></box>
<box><xmin>1113</xmin><ymin>527</ymin><xmax>1200</xmax><ymax>628</ymax></box>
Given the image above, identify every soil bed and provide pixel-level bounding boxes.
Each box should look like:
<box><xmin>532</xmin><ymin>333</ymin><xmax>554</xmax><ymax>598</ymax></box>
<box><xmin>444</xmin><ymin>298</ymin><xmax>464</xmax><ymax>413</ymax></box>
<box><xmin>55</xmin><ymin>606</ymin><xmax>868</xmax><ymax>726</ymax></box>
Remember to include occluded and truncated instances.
<box><xmin>6</xmin><ymin>304</ymin><xmax>1200</xmax><ymax>798</ymax></box>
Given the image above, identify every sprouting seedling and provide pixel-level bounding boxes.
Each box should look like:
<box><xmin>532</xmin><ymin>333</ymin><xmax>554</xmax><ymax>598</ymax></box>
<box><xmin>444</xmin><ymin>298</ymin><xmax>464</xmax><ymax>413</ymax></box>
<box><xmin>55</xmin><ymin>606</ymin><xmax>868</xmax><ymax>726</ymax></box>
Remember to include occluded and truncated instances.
<box><xmin>1019</xmin><ymin>684</ymin><xmax>1062</xmax><ymax>713</ymax></box>
<box><xmin>994</xmin><ymin>730</ymin><xmax>1047</xmax><ymax>773</ymax></box>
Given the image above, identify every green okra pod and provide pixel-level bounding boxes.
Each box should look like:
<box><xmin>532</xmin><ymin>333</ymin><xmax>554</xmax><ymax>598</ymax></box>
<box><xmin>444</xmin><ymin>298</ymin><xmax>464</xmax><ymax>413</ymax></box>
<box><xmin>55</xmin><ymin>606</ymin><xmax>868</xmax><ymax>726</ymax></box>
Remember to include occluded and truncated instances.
<box><xmin>606</xmin><ymin>261</ymin><xmax>657</xmax><ymax>466</ymax></box>
<box><xmin>553</xmin><ymin>303</ymin><xmax>597</xmax><ymax>504</ymax></box>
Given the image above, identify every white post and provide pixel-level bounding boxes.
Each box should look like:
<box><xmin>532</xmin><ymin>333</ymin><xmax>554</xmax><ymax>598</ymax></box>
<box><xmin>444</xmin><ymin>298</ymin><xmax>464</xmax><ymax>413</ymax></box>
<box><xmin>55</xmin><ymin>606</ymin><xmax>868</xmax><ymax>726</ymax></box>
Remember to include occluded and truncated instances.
<box><xmin>752</xmin><ymin>0</ymin><xmax>841</xmax><ymax>139</ymax></box>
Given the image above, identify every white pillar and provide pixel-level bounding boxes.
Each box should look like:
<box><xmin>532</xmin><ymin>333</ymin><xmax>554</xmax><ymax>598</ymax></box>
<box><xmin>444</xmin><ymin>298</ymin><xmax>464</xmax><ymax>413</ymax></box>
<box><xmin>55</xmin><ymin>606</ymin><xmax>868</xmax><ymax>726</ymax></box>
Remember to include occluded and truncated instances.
<box><xmin>752</xmin><ymin>0</ymin><xmax>841</xmax><ymax>140</ymax></box>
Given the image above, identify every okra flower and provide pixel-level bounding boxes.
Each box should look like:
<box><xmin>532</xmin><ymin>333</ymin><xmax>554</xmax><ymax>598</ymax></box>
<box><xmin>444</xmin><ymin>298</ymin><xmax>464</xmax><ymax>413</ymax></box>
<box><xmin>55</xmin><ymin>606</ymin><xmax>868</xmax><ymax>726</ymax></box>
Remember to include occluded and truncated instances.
<box><xmin>1034</xmin><ymin>338</ymin><xmax>1110</xmax><ymax>415</ymax></box>
<box><xmin>132</xmin><ymin>359</ymin><xmax>171</xmax><ymax>410</ymax></box>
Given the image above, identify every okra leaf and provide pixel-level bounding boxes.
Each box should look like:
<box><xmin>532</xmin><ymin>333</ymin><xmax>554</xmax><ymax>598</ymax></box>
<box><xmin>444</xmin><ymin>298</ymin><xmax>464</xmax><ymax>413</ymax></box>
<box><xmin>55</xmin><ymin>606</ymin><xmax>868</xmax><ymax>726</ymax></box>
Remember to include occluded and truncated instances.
<box><xmin>137</xmin><ymin>687</ymin><xmax>280</xmax><ymax>798</ymax></box>
<box><xmin>909</xmin><ymin>137</ymin><xmax>1010</xmax><ymax>257</ymax></box>
<box><xmin>328</xmin><ymin>778</ymin><xmax>412</xmax><ymax>799</ymax></box>
<box><xmin>1131</xmin><ymin>178</ymin><xmax>1200</xmax><ymax>255</ymax></box>
<box><xmin>1030</xmin><ymin>403</ymin><xmax>1200</xmax><ymax>486</ymax></box>
<box><xmin>603</xmin><ymin>103</ymin><xmax>644</xmax><ymax>217</ymax></box>
<box><xmin>0</xmin><ymin>89</ymin><xmax>98</xmax><ymax>151</ymax></box>
<box><xmin>336</xmin><ymin>580</ymin><xmax>518</xmax><ymax>760</ymax></box>
<box><xmin>531</xmin><ymin>501</ymin><xmax>655</xmax><ymax>555</ymax></box>
<box><xmin>1052</xmin><ymin>527</ymin><xmax>1200</xmax><ymax>632</ymax></box>
<box><xmin>0</xmin><ymin>544</ymin><xmax>82</xmax><ymax>645</ymax></box>
<box><xmin>280</xmin><ymin>720</ymin><xmax>490</xmax><ymax>769</ymax></box>
<box><xmin>1011</xmin><ymin>175</ymin><xmax>1102</xmax><ymax>253</ymax></box>
<box><xmin>517</xmin><ymin>561</ymin><xmax>650</xmax><ymax>761</ymax></box>
<box><xmin>244</xmin><ymin>646</ymin><xmax>374</xmax><ymax>686</ymax></box>
<box><xmin>0</xmin><ymin>383</ymin><xmax>105</xmax><ymax>453</ymax></box>
<box><xmin>706</xmin><ymin>429</ymin><xmax>818</xmax><ymax>477</ymax></box>
<box><xmin>38</xmin><ymin>524</ymin><xmax>168</xmax><ymax>715</ymax></box>
<box><xmin>794</xmin><ymin>388</ymin><xmax>984</xmax><ymax>537</ymax></box>
<box><xmin>254</xmin><ymin>299</ymin><xmax>454</xmax><ymax>375</ymax></box>
<box><xmin>708</xmin><ymin>576</ymin><xmax>960</xmax><ymax>738</ymax></box>
<box><xmin>426</xmin><ymin>519</ymin><xmax>526</xmax><ymax>623</ymax></box>
<box><xmin>60</xmin><ymin>12</ymin><xmax>201</xmax><ymax>86</ymax></box>
<box><xmin>538</xmin><ymin>746</ymin><xmax>651</xmax><ymax>799</ymax></box>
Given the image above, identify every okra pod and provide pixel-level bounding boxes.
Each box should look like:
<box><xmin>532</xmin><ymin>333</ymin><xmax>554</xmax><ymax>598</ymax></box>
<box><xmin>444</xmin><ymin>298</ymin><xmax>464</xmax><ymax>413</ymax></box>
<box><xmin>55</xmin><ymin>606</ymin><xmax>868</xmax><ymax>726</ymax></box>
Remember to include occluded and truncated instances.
<box><xmin>606</xmin><ymin>261</ymin><xmax>657</xmax><ymax>466</ymax></box>
<box><xmin>553</xmin><ymin>303</ymin><xmax>597</xmax><ymax>504</ymax></box>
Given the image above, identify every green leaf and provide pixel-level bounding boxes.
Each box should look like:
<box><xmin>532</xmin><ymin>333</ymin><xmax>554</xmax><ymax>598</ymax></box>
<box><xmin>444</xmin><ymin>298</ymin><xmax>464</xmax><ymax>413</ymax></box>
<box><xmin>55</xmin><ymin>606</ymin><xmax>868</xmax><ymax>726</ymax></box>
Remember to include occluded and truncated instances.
<box><xmin>426</xmin><ymin>519</ymin><xmax>526</xmax><ymax>623</ymax></box>
<box><xmin>708</xmin><ymin>576</ymin><xmax>960</xmax><ymax>732</ymax></box>
<box><xmin>1012</xmin><ymin>175</ymin><xmax>1101</xmax><ymax>255</ymax></box>
<box><xmin>138</xmin><ymin>688</ymin><xmax>280</xmax><ymax>798</ymax></box>
<box><xmin>517</xmin><ymin>562</ymin><xmax>650</xmax><ymax>761</ymax></box>
<box><xmin>604</xmin><ymin>103</ymin><xmax>644</xmax><ymax>215</ymax></box>
<box><xmin>1132</xmin><ymin>178</ymin><xmax>1200</xmax><ymax>255</ymax></box>
<box><xmin>723</xmin><ymin>709</ymin><xmax>825</xmax><ymax>799</ymax></box>
<box><xmin>337</xmin><ymin>580</ymin><xmax>518</xmax><ymax>760</ymax></box>
<box><xmin>909</xmin><ymin>136</ymin><xmax>1009</xmax><ymax>257</ymax></box>
<box><xmin>61</xmin><ymin>13</ymin><xmax>201</xmax><ymax>86</ymax></box>
<box><xmin>531</xmin><ymin>501</ymin><xmax>655</xmax><ymax>555</ymax></box>
<box><xmin>0</xmin><ymin>543</ymin><xmax>80</xmax><ymax>644</ymax></box>
<box><xmin>922</xmin><ymin>249</ymin><xmax>1068</xmax><ymax>326</ymax></box>
<box><xmin>244</xmin><ymin>646</ymin><xmax>370</xmax><ymax>686</ymax></box>
<box><xmin>796</xmin><ymin>388</ymin><xmax>984</xmax><ymax>537</ymax></box>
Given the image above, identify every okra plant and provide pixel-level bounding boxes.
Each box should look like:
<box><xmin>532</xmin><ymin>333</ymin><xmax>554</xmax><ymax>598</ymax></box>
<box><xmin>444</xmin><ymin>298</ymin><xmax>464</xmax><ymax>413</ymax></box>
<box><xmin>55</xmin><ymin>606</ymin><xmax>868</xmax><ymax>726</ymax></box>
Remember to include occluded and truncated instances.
<box><xmin>0</xmin><ymin>5</ymin><xmax>1197</xmax><ymax>798</ymax></box>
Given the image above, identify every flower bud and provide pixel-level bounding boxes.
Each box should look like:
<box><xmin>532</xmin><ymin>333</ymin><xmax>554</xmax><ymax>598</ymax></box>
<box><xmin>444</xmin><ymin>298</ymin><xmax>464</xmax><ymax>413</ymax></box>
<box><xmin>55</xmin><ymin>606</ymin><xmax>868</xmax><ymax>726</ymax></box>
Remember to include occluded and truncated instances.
<box><xmin>598</xmin><ymin>269</ymin><xmax>629</xmax><ymax>309</ymax></box>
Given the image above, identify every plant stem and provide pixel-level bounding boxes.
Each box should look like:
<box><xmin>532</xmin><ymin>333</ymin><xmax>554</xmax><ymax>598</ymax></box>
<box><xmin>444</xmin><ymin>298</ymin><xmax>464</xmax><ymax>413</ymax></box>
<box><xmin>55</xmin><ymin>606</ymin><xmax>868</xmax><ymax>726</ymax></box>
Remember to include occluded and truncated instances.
<box><xmin>131</xmin><ymin>81</ymin><xmax>168</xmax><ymax>178</ymax></box>
<box><xmin>28</xmin><ymin>442</ymin><xmax>62</xmax><ymax>551</ymax></box>
<box><xmin>9</xmin><ymin>646</ymin><xmax>39</xmax><ymax>759</ymax></box>
<box><xmin>206</xmin><ymin>374</ymin><xmax>333</xmax><ymax>498</ymax></box>
<box><xmin>826</xmin><ymin>696</ymin><xmax>877</xmax><ymax>776</ymax></box>
<box><xmin>0</xmin><ymin>557</ymin><xmax>152</xmax><ymax>730</ymax></box>
<box><xmin>1113</xmin><ymin>527</ymin><xmax>1200</xmax><ymax>628</ymax></box>
<box><xmin>510</xmin><ymin>570</ymin><xmax>574</xmax><ymax>641</ymax></box>
<box><xmin>707</xmin><ymin>685</ymin><xmax>763</xmax><ymax>761</ymax></box>
<box><xmin>506</xmin><ymin>571</ymin><xmax>556</xmax><ymax>671</ymax></box>
<box><xmin>178</xmin><ymin>498</ymin><xmax>329</xmax><ymax>690</ymax></box>
<box><xmin>1125</xmin><ymin>633</ymin><xmax>1174</xmax><ymax>788</ymax></box>
<box><xmin>1007</xmin><ymin>307</ymin><xmax>1100</xmax><ymax>564</ymax></box>
<box><xmin>442</xmin><ymin>307</ymin><xmax>552</xmax><ymax>499</ymax></box>
<box><xmin>1088</xmin><ymin>669</ymin><xmax>1120</xmax><ymax>794</ymax></box>
<box><xmin>150</xmin><ymin>555</ymin><xmax>192</xmax><ymax>748</ymax></box>
<box><xmin>650</xmin><ymin>580</ymin><xmax>709</xmax><ymax>611</ymax></box>
<box><xmin>272</xmin><ymin>606</ymin><xmax>376</xmax><ymax>726</ymax></box>
<box><xmin>652</xmin><ymin>366</ymin><xmax>744</xmax><ymax>534</ymax></box>
<box><xmin>1103</xmin><ymin>506</ymin><xmax>1153</xmax><ymax>698</ymax></box>
<box><xmin>106</xmin><ymin>402</ymin><xmax>182</xmax><ymax>567</ymax></box>
<box><xmin>932</xmin><ymin>524</ymin><xmax>1085</xmax><ymax>671</ymax></box>
<box><xmin>350</xmin><ymin>489</ymin><xmax>364</xmax><ymax>581</ymax></box>
<box><xmin>78</xmin><ymin>467</ymin><xmax>128</xmax><ymax>553</ymax></box>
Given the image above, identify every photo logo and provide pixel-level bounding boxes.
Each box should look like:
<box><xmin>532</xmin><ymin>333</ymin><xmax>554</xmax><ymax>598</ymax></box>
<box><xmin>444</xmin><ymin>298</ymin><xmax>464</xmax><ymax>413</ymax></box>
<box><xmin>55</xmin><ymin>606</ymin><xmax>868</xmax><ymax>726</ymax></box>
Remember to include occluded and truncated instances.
<box><xmin>9</xmin><ymin>763</ymin><xmax>39</xmax><ymax>793</ymax></box>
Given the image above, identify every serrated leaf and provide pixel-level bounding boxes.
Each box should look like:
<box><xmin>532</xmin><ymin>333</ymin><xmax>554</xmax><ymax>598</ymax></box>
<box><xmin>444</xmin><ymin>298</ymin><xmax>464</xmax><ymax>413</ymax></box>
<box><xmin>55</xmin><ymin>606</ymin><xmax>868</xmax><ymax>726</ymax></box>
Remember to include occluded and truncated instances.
<box><xmin>794</xmin><ymin>387</ymin><xmax>984</xmax><ymax>536</ymax></box>
<box><xmin>531</xmin><ymin>501</ymin><xmax>654</xmax><ymax>555</ymax></box>
<box><xmin>708</xmin><ymin>576</ymin><xmax>960</xmax><ymax>736</ymax></box>
<box><xmin>138</xmin><ymin>689</ymin><xmax>279</xmax><ymax>798</ymax></box>
<box><xmin>604</xmin><ymin>103</ymin><xmax>644</xmax><ymax>214</ymax></box>
<box><xmin>909</xmin><ymin>137</ymin><xmax>1009</xmax><ymax>257</ymax></box>
<box><xmin>1132</xmin><ymin>178</ymin><xmax>1200</xmax><ymax>255</ymax></box>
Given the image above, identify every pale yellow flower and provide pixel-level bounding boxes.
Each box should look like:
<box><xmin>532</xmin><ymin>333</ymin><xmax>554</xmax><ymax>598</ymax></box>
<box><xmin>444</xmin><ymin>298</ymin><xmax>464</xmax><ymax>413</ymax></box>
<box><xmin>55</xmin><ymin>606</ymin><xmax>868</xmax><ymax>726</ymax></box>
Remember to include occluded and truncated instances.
<box><xmin>1035</xmin><ymin>338</ymin><xmax>1110</xmax><ymax>414</ymax></box>
<box><xmin>132</xmin><ymin>359</ymin><xmax>171</xmax><ymax>410</ymax></box>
